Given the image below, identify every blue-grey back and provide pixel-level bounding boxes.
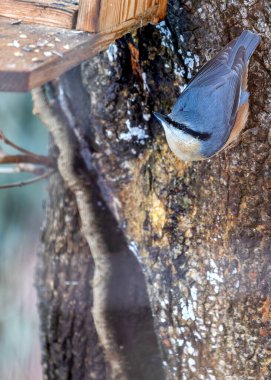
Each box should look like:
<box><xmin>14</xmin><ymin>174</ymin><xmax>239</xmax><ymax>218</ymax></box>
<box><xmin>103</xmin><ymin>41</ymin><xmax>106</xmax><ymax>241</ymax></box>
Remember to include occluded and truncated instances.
<box><xmin>169</xmin><ymin>30</ymin><xmax>260</xmax><ymax>157</ymax></box>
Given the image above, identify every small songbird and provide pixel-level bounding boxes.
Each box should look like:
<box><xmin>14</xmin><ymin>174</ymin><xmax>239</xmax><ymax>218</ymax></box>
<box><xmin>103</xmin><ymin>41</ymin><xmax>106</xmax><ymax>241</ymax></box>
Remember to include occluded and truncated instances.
<box><xmin>153</xmin><ymin>30</ymin><xmax>260</xmax><ymax>161</ymax></box>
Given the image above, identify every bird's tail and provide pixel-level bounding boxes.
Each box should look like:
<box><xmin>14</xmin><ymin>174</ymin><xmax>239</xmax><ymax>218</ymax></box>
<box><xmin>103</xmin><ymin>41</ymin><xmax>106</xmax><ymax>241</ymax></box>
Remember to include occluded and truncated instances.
<box><xmin>232</xmin><ymin>30</ymin><xmax>260</xmax><ymax>63</ymax></box>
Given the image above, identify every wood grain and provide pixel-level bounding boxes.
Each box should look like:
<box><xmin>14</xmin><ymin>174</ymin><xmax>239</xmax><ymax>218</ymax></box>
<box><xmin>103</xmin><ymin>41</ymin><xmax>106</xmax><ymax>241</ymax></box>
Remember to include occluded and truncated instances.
<box><xmin>0</xmin><ymin>0</ymin><xmax>78</xmax><ymax>29</ymax></box>
<box><xmin>0</xmin><ymin>11</ymin><xmax>161</xmax><ymax>92</ymax></box>
<box><xmin>76</xmin><ymin>0</ymin><xmax>101</xmax><ymax>32</ymax></box>
<box><xmin>155</xmin><ymin>0</ymin><xmax>167</xmax><ymax>21</ymax></box>
<box><xmin>77</xmin><ymin>0</ymin><xmax>165</xmax><ymax>32</ymax></box>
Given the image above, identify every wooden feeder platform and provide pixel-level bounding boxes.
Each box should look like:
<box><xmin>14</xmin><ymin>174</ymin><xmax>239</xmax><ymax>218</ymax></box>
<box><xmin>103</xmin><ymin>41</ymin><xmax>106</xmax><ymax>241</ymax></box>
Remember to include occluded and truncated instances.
<box><xmin>0</xmin><ymin>0</ymin><xmax>167</xmax><ymax>92</ymax></box>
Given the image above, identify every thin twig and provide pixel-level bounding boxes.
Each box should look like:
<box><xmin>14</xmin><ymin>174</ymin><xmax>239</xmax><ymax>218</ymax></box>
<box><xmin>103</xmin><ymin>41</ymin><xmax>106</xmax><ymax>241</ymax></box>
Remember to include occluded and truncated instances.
<box><xmin>0</xmin><ymin>153</ymin><xmax>55</xmax><ymax>167</ymax></box>
<box><xmin>0</xmin><ymin>170</ymin><xmax>54</xmax><ymax>189</ymax></box>
<box><xmin>0</xmin><ymin>164</ymin><xmax>47</xmax><ymax>175</ymax></box>
<box><xmin>0</xmin><ymin>130</ymin><xmax>54</xmax><ymax>167</ymax></box>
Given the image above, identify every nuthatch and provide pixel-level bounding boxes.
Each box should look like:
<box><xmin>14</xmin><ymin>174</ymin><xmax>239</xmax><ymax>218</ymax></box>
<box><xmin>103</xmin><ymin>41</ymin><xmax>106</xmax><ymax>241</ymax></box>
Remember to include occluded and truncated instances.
<box><xmin>154</xmin><ymin>30</ymin><xmax>260</xmax><ymax>161</ymax></box>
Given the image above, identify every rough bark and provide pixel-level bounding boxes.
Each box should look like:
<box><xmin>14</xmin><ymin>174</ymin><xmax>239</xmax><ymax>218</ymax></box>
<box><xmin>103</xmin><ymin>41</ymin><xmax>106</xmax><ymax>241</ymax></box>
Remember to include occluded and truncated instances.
<box><xmin>35</xmin><ymin>0</ymin><xmax>271</xmax><ymax>379</ymax></box>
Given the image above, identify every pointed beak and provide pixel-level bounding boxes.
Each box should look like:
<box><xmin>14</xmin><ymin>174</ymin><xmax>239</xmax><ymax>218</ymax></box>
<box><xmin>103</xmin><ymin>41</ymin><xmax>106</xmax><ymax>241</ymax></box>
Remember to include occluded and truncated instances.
<box><xmin>153</xmin><ymin>112</ymin><xmax>169</xmax><ymax>129</ymax></box>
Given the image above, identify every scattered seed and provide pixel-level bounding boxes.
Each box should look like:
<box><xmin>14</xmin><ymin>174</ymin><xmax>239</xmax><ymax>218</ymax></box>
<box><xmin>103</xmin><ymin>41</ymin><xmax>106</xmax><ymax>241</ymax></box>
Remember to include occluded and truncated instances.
<box><xmin>44</xmin><ymin>51</ymin><xmax>52</xmax><ymax>57</ymax></box>
<box><xmin>14</xmin><ymin>51</ymin><xmax>23</xmax><ymax>57</ymax></box>
<box><xmin>32</xmin><ymin>57</ymin><xmax>43</xmax><ymax>63</ymax></box>
<box><xmin>22</xmin><ymin>45</ymin><xmax>33</xmax><ymax>52</ymax></box>
<box><xmin>13</xmin><ymin>40</ymin><xmax>20</xmax><ymax>48</ymax></box>
<box><xmin>37</xmin><ymin>39</ymin><xmax>48</xmax><ymax>47</ymax></box>
<box><xmin>19</xmin><ymin>34</ymin><xmax>27</xmax><ymax>39</ymax></box>
<box><xmin>6</xmin><ymin>63</ymin><xmax>16</xmax><ymax>68</ymax></box>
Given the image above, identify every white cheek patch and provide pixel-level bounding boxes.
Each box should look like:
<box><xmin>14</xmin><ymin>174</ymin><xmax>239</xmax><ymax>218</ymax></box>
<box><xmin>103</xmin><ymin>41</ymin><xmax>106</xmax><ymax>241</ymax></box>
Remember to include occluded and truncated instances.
<box><xmin>163</xmin><ymin>128</ymin><xmax>203</xmax><ymax>161</ymax></box>
<box><xmin>169</xmin><ymin>125</ymin><xmax>195</xmax><ymax>145</ymax></box>
<box><xmin>160</xmin><ymin>120</ymin><xmax>170</xmax><ymax>130</ymax></box>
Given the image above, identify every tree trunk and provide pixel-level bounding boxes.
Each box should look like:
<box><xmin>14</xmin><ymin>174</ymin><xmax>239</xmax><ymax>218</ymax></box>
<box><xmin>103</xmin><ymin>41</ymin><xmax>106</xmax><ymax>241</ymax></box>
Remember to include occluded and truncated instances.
<box><xmin>34</xmin><ymin>1</ymin><xmax>271</xmax><ymax>379</ymax></box>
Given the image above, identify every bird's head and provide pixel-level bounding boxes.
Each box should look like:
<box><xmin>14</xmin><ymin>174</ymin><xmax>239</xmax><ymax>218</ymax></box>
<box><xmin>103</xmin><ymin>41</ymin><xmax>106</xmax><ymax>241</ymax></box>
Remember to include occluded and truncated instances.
<box><xmin>153</xmin><ymin>112</ymin><xmax>210</xmax><ymax>161</ymax></box>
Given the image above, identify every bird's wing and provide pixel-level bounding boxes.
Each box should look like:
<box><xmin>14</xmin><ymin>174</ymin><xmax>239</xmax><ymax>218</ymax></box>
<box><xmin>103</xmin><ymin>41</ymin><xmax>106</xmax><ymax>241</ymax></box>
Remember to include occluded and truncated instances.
<box><xmin>186</xmin><ymin>38</ymin><xmax>237</xmax><ymax>88</ymax></box>
<box><xmin>201</xmin><ymin>47</ymin><xmax>247</xmax><ymax>152</ymax></box>
<box><xmin>186</xmin><ymin>30</ymin><xmax>259</xmax><ymax>89</ymax></box>
<box><xmin>171</xmin><ymin>47</ymin><xmax>246</xmax><ymax>151</ymax></box>
<box><xmin>221</xmin><ymin>48</ymin><xmax>247</xmax><ymax>144</ymax></box>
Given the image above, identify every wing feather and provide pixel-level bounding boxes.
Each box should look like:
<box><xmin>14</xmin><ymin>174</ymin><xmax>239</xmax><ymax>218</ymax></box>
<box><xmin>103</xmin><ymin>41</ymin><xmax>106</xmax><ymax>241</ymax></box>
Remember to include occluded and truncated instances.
<box><xmin>185</xmin><ymin>30</ymin><xmax>259</xmax><ymax>89</ymax></box>
<box><xmin>222</xmin><ymin>47</ymin><xmax>246</xmax><ymax>144</ymax></box>
<box><xmin>185</xmin><ymin>39</ymin><xmax>237</xmax><ymax>88</ymax></box>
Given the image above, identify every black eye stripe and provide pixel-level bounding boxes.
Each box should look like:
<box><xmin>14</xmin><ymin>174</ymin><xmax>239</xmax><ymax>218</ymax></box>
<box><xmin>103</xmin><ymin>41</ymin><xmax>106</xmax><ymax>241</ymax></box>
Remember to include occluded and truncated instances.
<box><xmin>164</xmin><ymin>116</ymin><xmax>211</xmax><ymax>141</ymax></box>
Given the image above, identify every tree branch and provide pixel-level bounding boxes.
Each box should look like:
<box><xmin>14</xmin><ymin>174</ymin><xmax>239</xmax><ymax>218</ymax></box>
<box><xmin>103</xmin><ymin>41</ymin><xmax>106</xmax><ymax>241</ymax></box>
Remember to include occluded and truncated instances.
<box><xmin>0</xmin><ymin>169</ymin><xmax>54</xmax><ymax>189</ymax></box>
<box><xmin>32</xmin><ymin>85</ymin><xmax>129</xmax><ymax>380</ymax></box>
<box><xmin>0</xmin><ymin>130</ymin><xmax>54</xmax><ymax>167</ymax></box>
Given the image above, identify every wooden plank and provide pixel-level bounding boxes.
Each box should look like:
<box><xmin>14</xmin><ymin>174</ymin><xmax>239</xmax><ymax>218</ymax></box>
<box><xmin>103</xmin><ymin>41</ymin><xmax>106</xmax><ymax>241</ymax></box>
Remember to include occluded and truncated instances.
<box><xmin>135</xmin><ymin>0</ymin><xmax>145</xmax><ymax>15</ymax></box>
<box><xmin>155</xmin><ymin>0</ymin><xmax>167</xmax><ymax>21</ymax></box>
<box><xmin>99</xmin><ymin>0</ymin><xmax>121</xmax><ymax>31</ymax></box>
<box><xmin>0</xmin><ymin>10</ymin><xmax>161</xmax><ymax>92</ymax></box>
<box><xmin>0</xmin><ymin>0</ymin><xmax>78</xmax><ymax>29</ymax></box>
<box><xmin>120</xmin><ymin>1</ymin><xmax>129</xmax><ymax>21</ymax></box>
<box><xmin>100</xmin><ymin>0</ymin><xmax>151</xmax><ymax>30</ymax></box>
<box><xmin>77</xmin><ymin>0</ymin><xmax>164</xmax><ymax>33</ymax></box>
<box><xmin>76</xmin><ymin>0</ymin><xmax>100</xmax><ymax>32</ymax></box>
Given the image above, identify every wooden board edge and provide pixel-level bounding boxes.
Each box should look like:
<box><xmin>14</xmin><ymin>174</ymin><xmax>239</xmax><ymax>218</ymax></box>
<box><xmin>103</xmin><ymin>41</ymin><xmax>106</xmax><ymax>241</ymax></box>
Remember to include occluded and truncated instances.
<box><xmin>0</xmin><ymin>5</ymin><xmax>168</xmax><ymax>92</ymax></box>
<box><xmin>0</xmin><ymin>71</ymin><xmax>30</xmax><ymax>92</ymax></box>
<box><xmin>30</xmin><ymin>14</ymin><xmax>154</xmax><ymax>90</ymax></box>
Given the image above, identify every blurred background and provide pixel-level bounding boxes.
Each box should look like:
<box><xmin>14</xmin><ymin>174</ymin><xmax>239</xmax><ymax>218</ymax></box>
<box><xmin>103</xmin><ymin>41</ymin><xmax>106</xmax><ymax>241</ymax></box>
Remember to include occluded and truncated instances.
<box><xmin>0</xmin><ymin>92</ymin><xmax>48</xmax><ymax>380</ymax></box>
